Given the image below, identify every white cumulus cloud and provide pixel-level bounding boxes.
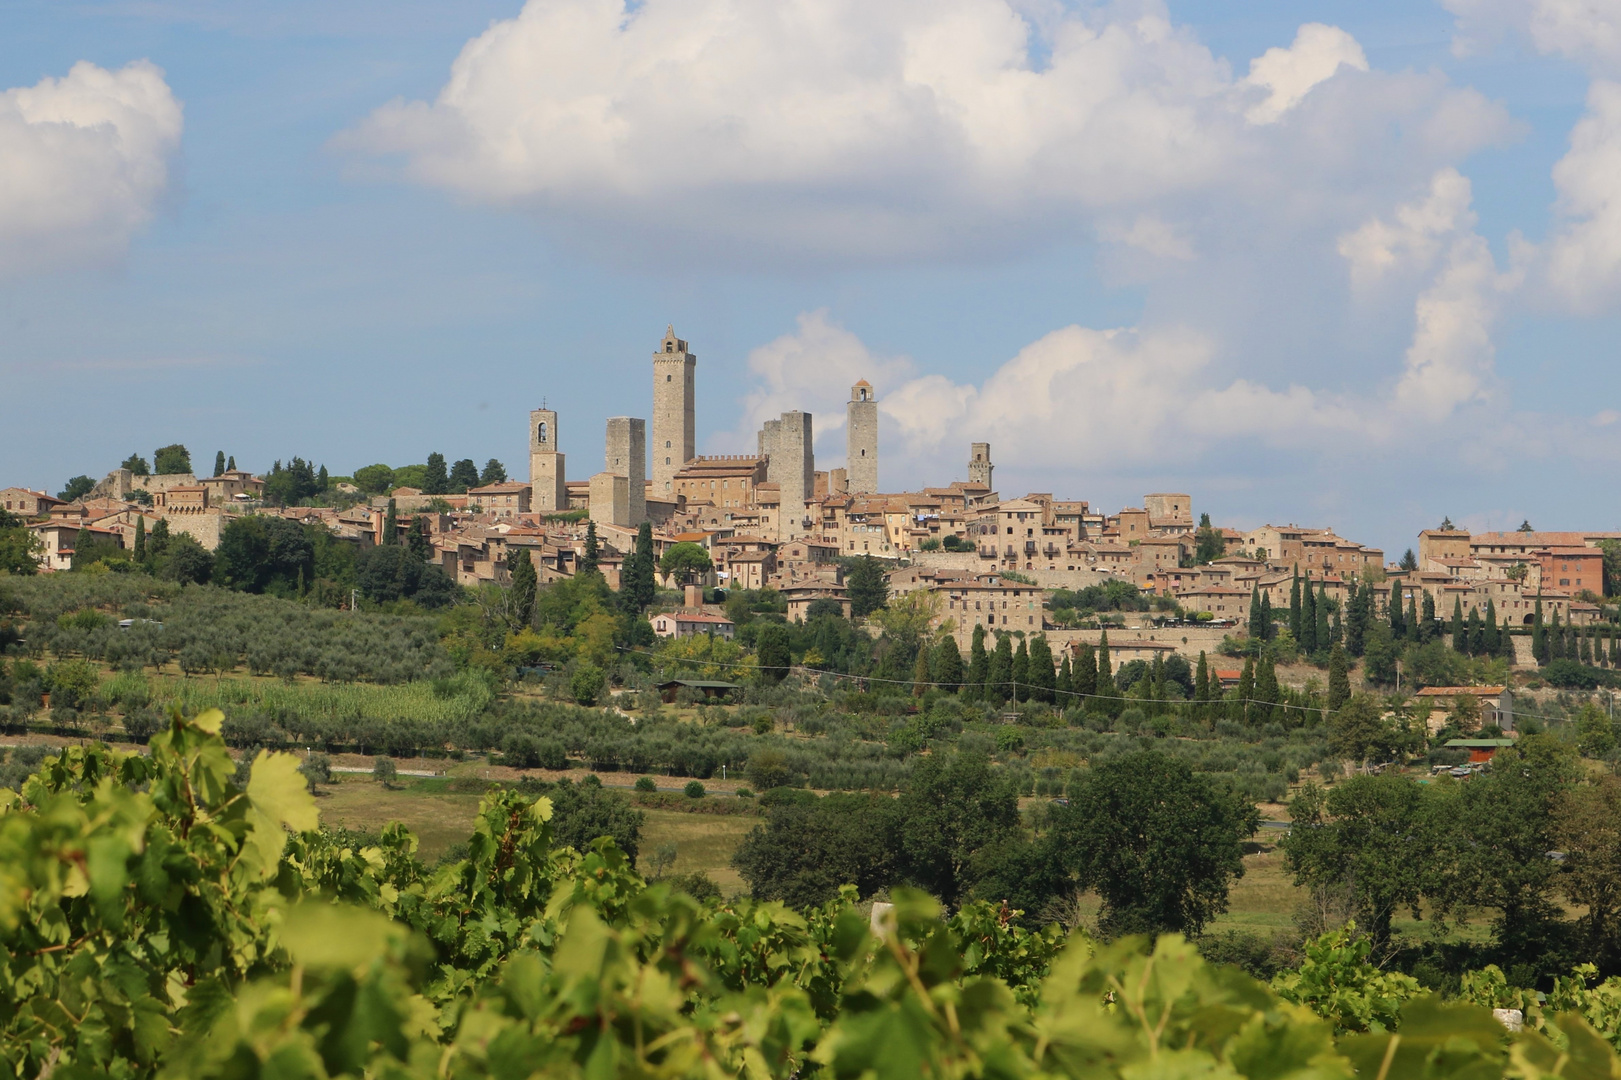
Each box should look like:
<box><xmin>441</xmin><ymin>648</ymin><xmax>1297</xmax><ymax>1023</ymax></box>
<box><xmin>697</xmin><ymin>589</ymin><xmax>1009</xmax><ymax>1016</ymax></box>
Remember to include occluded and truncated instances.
<box><xmin>342</xmin><ymin>0</ymin><xmax>1498</xmax><ymax>264</ymax></box>
<box><xmin>1444</xmin><ymin>0</ymin><xmax>1621</xmax><ymax>72</ymax></box>
<box><xmin>1241</xmin><ymin>22</ymin><xmax>1369</xmax><ymax>125</ymax></box>
<box><xmin>1337</xmin><ymin>168</ymin><xmax>1477</xmax><ymax>287</ymax></box>
<box><xmin>0</xmin><ymin>60</ymin><xmax>183</xmax><ymax>275</ymax></box>
<box><xmin>1544</xmin><ymin>80</ymin><xmax>1621</xmax><ymax>311</ymax></box>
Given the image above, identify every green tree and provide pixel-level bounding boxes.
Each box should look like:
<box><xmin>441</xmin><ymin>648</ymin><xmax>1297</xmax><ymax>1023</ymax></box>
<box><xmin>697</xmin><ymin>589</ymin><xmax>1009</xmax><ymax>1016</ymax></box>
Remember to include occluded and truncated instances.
<box><xmin>449</xmin><ymin>458</ymin><xmax>480</xmax><ymax>493</ymax></box>
<box><xmin>1450</xmin><ymin>598</ymin><xmax>1466</xmax><ymax>653</ymax></box>
<box><xmin>1300</xmin><ymin>573</ymin><xmax>1317</xmax><ymax>654</ymax></box>
<box><xmin>1259</xmin><ymin>591</ymin><xmax>1273</xmax><ymax>639</ymax></box>
<box><xmin>406</xmin><ymin>516</ymin><xmax>431</xmax><ymax>561</ymax></box>
<box><xmin>1577</xmin><ymin>702</ymin><xmax>1616</xmax><ymax>758</ymax></box>
<box><xmin>225</xmin><ymin>454</ymin><xmax>235</xmax><ymax>471</ymax></box>
<box><xmin>733</xmin><ymin>792</ymin><xmax>899</xmax><ymax>907</ymax></box>
<box><xmin>56</xmin><ymin>475</ymin><xmax>94</xmax><ymax>502</ymax></box>
<box><xmin>1327</xmin><ymin>645</ymin><xmax>1351</xmax><ymax>710</ymax></box>
<box><xmin>1388</xmin><ymin>581</ymin><xmax>1403</xmax><ymax>638</ymax></box>
<box><xmin>1194</xmin><ymin>513</ymin><xmax>1225</xmax><ymax>564</ymax></box>
<box><xmin>934</xmin><ymin>635</ymin><xmax>964</xmax><ymax>691</ymax></box>
<box><xmin>1283</xmin><ymin>775</ymin><xmax>1433</xmax><ymax>949</ymax></box>
<box><xmin>1232</xmin><ymin>656</ymin><xmax>1254</xmax><ymax>725</ymax></box>
<box><xmin>581</xmin><ymin>521</ymin><xmax>600</xmax><ymax>575</ymax></box>
<box><xmin>354</xmin><ymin>464</ymin><xmax>395</xmax><ymax>494</ymax></box>
<box><xmin>846</xmin><ymin>555</ymin><xmax>888</xmax><ymax>617</ymax></box>
<box><xmin>1094</xmin><ymin>632</ymin><xmax>1118</xmax><ymax>715</ymax></box>
<box><xmin>372</xmin><ymin>756</ymin><xmax>397</xmax><ymax>788</ymax></box>
<box><xmin>1073</xmin><ymin>642</ymin><xmax>1097</xmax><ymax>700</ymax></box>
<box><xmin>152</xmin><ymin>444</ymin><xmax>191</xmax><ymax>475</ymax></box>
<box><xmin>755</xmin><ymin>623</ymin><xmax>791</xmax><ymax>683</ymax></box>
<box><xmin>658</xmin><ymin>539</ymin><xmax>711</xmax><ymax>582</ymax></box>
<box><xmin>1399</xmin><ymin>548</ymin><xmax>1418</xmax><ymax>571</ymax></box>
<box><xmin>479</xmin><ymin>458</ymin><xmax>508</xmax><ymax>485</ymax></box>
<box><xmin>1011</xmin><ymin>638</ymin><xmax>1030</xmax><ymax>702</ymax></box>
<box><xmin>988</xmin><ymin>634</ymin><xmax>1013</xmax><ymax>703</ymax></box>
<box><xmin>1056</xmin><ymin>652</ymin><xmax>1073</xmax><ymax>697</ymax></box>
<box><xmin>132</xmin><ymin>516</ymin><xmax>146</xmax><ymax>563</ymax></box>
<box><xmin>1405</xmin><ymin>595</ymin><xmax>1419</xmax><ymax>644</ymax></box>
<box><xmin>1247</xmin><ymin>584</ymin><xmax>1265</xmax><ymax>641</ymax></box>
<box><xmin>545</xmin><ymin>778</ymin><xmax>645</xmax><ymax>866</ymax></box>
<box><xmin>966</xmin><ymin>624</ymin><xmax>989</xmax><ymax>700</ymax></box>
<box><xmin>1419</xmin><ymin>591</ymin><xmax>1436</xmax><ymax>644</ymax></box>
<box><xmin>1531</xmin><ymin>599</ymin><xmax>1546</xmax><ymax>664</ymax></box>
<box><xmin>383</xmin><ymin>498</ymin><xmax>398</xmax><ymax>544</ymax></box>
<box><xmin>1193</xmin><ymin>651</ymin><xmax>1210</xmax><ymax>723</ymax></box>
<box><xmin>1052</xmin><ymin>751</ymin><xmax>1257</xmax><ymax>935</ymax></box>
<box><xmin>213</xmin><ymin>451</ymin><xmax>226</xmax><ymax>477</ymax></box>
<box><xmin>159</xmin><ymin>533</ymin><xmax>214</xmax><ymax>585</ymax></box>
<box><xmin>570</xmin><ymin>662</ymin><xmax>606</xmax><ymax>705</ymax></box>
<box><xmin>1027</xmin><ymin>635</ymin><xmax>1055</xmax><ymax>704</ymax></box>
<box><xmin>1328</xmin><ymin>693</ymin><xmax>1388</xmax><ymax>765</ymax></box>
<box><xmin>896</xmin><ymin>752</ymin><xmax>1022</xmax><ymax>908</ymax></box>
<box><xmin>422</xmin><ymin>452</ymin><xmax>449</xmax><ymax>495</ymax></box>
<box><xmin>1253</xmin><ymin>656</ymin><xmax>1280</xmax><ymax>727</ymax></box>
<box><xmin>622</xmin><ymin>522</ymin><xmax>658</xmax><ymax>611</ymax></box>
<box><xmin>1315</xmin><ymin>583</ymin><xmax>1331</xmax><ymax>655</ymax></box>
<box><xmin>1289</xmin><ymin>568</ymin><xmax>1303</xmax><ymax>641</ymax></box>
<box><xmin>121</xmin><ymin>452</ymin><xmax>150</xmax><ymax>476</ymax></box>
<box><xmin>1345</xmin><ymin>581</ymin><xmax>1366</xmax><ymax>657</ymax></box>
<box><xmin>508</xmin><ymin>548</ymin><xmax>538</xmax><ymax>629</ymax></box>
<box><xmin>214</xmin><ymin>516</ymin><xmax>316</xmax><ymax>595</ymax></box>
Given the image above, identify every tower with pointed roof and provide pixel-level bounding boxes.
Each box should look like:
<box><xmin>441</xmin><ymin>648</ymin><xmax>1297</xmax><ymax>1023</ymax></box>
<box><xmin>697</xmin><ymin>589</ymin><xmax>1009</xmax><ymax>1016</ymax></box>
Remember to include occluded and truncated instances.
<box><xmin>651</xmin><ymin>325</ymin><xmax>696</xmax><ymax>497</ymax></box>
<box><xmin>847</xmin><ymin>379</ymin><xmax>878</xmax><ymax>494</ymax></box>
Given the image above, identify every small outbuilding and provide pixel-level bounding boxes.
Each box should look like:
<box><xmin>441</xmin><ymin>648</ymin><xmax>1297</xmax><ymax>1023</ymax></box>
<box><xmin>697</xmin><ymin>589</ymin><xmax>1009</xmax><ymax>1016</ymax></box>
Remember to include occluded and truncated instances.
<box><xmin>655</xmin><ymin>679</ymin><xmax>741</xmax><ymax>704</ymax></box>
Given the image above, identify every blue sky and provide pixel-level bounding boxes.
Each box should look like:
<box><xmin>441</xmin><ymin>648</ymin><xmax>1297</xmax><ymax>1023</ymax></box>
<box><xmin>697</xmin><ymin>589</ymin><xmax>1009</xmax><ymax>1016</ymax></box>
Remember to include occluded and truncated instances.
<box><xmin>3</xmin><ymin>0</ymin><xmax>1619</xmax><ymax>559</ymax></box>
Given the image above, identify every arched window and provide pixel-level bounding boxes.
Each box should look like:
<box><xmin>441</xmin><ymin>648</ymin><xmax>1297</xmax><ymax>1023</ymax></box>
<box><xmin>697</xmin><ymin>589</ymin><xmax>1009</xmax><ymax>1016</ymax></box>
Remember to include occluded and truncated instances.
<box><xmin>665</xmin><ymin>440</ymin><xmax>671</xmax><ymax>448</ymax></box>
<box><xmin>537</xmin><ymin>422</ymin><xmax>548</xmax><ymax>443</ymax></box>
<box><xmin>667</xmin><ymin>374</ymin><xmax>672</xmax><ymax>381</ymax></box>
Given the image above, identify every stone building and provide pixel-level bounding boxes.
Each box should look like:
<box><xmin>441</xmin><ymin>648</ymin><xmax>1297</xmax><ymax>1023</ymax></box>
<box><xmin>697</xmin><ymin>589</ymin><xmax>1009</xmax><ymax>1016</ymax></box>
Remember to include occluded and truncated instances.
<box><xmin>758</xmin><ymin>411</ymin><xmax>814</xmax><ymax>538</ymax></box>
<box><xmin>528</xmin><ymin>407</ymin><xmax>567</xmax><ymax>512</ymax></box>
<box><xmin>846</xmin><ymin>380</ymin><xmax>878</xmax><ymax>494</ymax></box>
<box><xmin>968</xmin><ymin>443</ymin><xmax>993</xmax><ymax>488</ymax></box>
<box><xmin>651</xmin><ymin>326</ymin><xmax>696</xmax><ymax>497</ymax></box>
<box><xmin>672</xmin><ymin>456</ymin><xmax>766</xmax><ymax>510</ymax></box>
<box><xmin>605</xmin><ymin>416</ymin><xmax>646</xmax><ymax>527</ymax></box>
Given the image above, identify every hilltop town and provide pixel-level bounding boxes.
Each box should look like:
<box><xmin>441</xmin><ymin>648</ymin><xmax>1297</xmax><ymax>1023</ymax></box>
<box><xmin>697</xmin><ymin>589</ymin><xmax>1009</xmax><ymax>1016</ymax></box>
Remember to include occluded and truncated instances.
<box><xmin>6</xmin><ymin>326</ymin><xmax>1616</xmax><ymax>692</ymax></box>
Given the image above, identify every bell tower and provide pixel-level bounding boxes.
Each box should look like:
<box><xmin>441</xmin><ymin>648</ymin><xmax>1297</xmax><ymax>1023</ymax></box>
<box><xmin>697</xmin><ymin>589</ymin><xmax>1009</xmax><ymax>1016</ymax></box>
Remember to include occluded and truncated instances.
<box><xmin>529</xmin><ymin>406</ymin><xmax>566</xmax><ymax>512</ymax></box>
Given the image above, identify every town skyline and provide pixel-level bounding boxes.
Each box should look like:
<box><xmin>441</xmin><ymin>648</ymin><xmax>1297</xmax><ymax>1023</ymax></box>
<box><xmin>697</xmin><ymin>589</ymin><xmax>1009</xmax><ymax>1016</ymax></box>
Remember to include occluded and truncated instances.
<box><xmin>5</xmin><ymin>1</ymin><xmax>1621</xmax><ymax>560</ymax></box>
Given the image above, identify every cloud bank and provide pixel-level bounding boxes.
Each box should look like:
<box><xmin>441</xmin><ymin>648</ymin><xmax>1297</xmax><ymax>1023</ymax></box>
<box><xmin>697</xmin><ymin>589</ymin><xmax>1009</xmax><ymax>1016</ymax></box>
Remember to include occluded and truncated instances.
<box><xmin>0</xmin><ymin>60</ymin><xmax>183</xmax><ymax>275</ymax></box>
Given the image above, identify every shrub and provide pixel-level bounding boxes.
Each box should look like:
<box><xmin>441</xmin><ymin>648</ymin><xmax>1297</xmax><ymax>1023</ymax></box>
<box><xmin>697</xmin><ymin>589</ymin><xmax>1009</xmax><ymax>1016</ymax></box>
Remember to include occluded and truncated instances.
<box><xmin>571</xmin><ymin>663</ymin><xmax>606</xmax><ymax>706</ymax></box>
<box><xmin>635</xmin><ymin>775</ymin><xmax>657</xmax><ymax>793</ymax></box>
<box><xmin>684</xmin><ymin>780</ymin><xmax>706</xmax><ymax>799</ymax></box>
<box><xmin>373</xmin><ymin>756</ymin><xmax>397</xmax><ymax>787</ymax></box>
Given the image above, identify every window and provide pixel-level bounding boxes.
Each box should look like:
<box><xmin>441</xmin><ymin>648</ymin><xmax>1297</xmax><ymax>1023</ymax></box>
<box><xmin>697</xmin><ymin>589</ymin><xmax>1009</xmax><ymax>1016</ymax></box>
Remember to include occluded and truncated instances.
<box><xmin>667</xmin><ymin>374</ymin><xmax>672</xmax><ymax>381</ymax></box>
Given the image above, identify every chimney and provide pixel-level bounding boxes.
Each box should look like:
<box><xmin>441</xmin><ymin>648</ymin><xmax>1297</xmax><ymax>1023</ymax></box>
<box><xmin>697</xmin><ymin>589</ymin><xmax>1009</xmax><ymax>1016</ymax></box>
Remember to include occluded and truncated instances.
<box><xmin>685</xmin><ymin>583</ymin><xmax>702</xmax><ymax>610</ymax></box>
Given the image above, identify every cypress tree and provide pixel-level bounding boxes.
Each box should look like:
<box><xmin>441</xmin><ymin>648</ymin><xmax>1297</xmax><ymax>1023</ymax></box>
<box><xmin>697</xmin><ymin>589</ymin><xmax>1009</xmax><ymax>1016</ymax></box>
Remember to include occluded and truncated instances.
<box><xmin>1499</xmin><ymin>613</ymin><xmax>1515</xmax><ymax>661</ymax></box>
<box><xmin>935</xmin><ymin>636</ymin><xmax>964</xmax><ymax>690</ymax></box>
<box><xmin>226</xmin><ymin>455</ymin><xmax>235</xmax><ymax>471</ymax></box>
<box><xmin>1327</xmin><ymin>644</ymin><xmax>1350</xmax><ymax>711</ymax></box>
<box><xmin>1345</xmin><ymin>582</ymin><xmax>1366</xmax><ymax>657</ymax></box>
<box><xmin>1465</xmin><ymin>607</ymin><xmax>1482</xmax><ymax>656</ymax></box>
<box><xmin>213</xmin><ymin>450</ymin><xmax>226</xmax><ymax>477</ymax></box>
<box><xmin>1300</xmin><ymin>572</ymin><xmax>1316</xmax><ymax>653</ymax></box>
<box><xmin>1029</xmin><ymin>635</ymin><xmax>1056</xmax><ymax>703</ymax></box>
<box><xmin>1011</xmin><ymin>638</ymin><xmax>1031</xmax><ymax>703</ymax></box>
<box><xmin>407</xmin><ymin>517</ymin><xmax>430</xmax><ymax>561</ymax></box>
<box><xmin>1483</xmin><ymin>599</ymin><xmax>1499</xmax><ymax>653</ymax></box>
<box><xmin>1235</xmin><ymin>656</ymin><xmax>1255</xmax><ymax>725</ymax></box>
<box><xmin>966</xmin><ymin>624</ymin><xmax>990</xmax><ymax>700</ymax></box>
<box><xmin>383</xmin><ymin>498</ymin><xmax>398</xmax><ymax>545</ymax></box>
<box><xmin>1289</xmin><ymin>568</ymin><xmax>1303</xmax><ymax>642</ymax></box>
<box><xmin>1549</xmin><ymin>609</ymin><xmax>1563</xmax><ymax>661</ymax></box>
<box><xmin>1056</xmin><ymin>653</ymin><xmax>1073</xmax><ymax>697</ymax></box>
<box><xmin>913</xmin><ymin>648</ymin><xmax>931</xmax><ymax>697</ymax></box>
<box><xmin>1450</xmin><ymin>598</ymin><xmax>1466</xmax><ymax>653</ymax></box>
<box><xmin>1073</xmin><ymin>642</ymin><xmax>1098</xmax><ymax>699</ymax></box>
<box><xmin>1331</xmin><ymin>609</ymin><xmax>1343</xmax><ymax>648</ymax></box>
<box><xmin>1095</xmin><ymin>632</ymin><xmax>1119</xmax><ymax>716</ymax></box>
<box><xmin>1260</xmin><ymin>592</ymin><xmax>1273</xmax><ymax>640</ymax></box>
<box><xmin>1580</xmin><ymin>626</ymin><xmax>1594</xmax><ymax>665</ymax></box>
<box><xmin>1406</xmin><ymin>596</ymin><xmax>1420</xmax><ymax>643</ymax></box>
<box><xmin>1610</xmin><ymin>629</ymin><xmax>1619</xmax><ymax>668</ymax></box>
<box><xmin>1254</xmin><ymin>657</ymin><xmax>1280</xmax><ymax>727</ymax></box>
<box><xmin>1316</xmin><ymin>583</ymin><xmax>1332</xmax><ymax>653</ymax></box>
<box><xmin>1419</xmin><ymin>592</ymin><xmax>1436</xmax><ymax>643</ymax></box>
<box><xmin>1389</xmin><ymin>581</ymin><xmax>1404</xmax><ymax>638</ymax></box>
<box><xmin>133</xmin><ymin>516</ymin><xmax>146</xmax><ymax>563</ymax></box>
<box><xmin>1532</xmin><ymin>600</ymin><xmax>1546</xmax><ymax>664</ymax></box>
<box><xmin>582</xmin><ymin>521</ymin><xmax>600</xmax><ymax>575</ymax></box>
<box><xmin>1248</xmin><ymin>585</ymin><xmax>1264</xmax><ymax>642</ymax></box>
<box><xmin>1191</xmin><ymin>651</ymin><xmax>1207</xmax><ymax>720</ymax></box>
<box><xmin>989</xmin><ymin>634</ymin><xmax>1014</xmax><ymax>703</ymax></box>
<box><xmin>508</xmin><ymin>548</ymin><xmax>538</xmax><ymax>629</ymax></box>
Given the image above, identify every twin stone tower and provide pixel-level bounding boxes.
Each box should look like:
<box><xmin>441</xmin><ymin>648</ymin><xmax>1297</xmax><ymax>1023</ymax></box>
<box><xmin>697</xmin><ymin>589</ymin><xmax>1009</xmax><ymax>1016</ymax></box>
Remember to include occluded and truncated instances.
<box><xmin>529</xmin><ymin>327</ymin><xmax>880</xmax><ymax>533</ymax></box>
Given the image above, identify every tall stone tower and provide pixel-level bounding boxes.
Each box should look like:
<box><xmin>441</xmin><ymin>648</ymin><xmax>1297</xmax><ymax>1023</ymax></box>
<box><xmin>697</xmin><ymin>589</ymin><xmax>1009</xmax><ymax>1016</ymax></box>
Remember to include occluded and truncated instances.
<box><xmin>968</xmin><ymin>442</ymin><xmax>993</xmax><ymax>488</ymax></box>
<box><xmin>846</xmin><ymin>380</ymin><xmax>878</xmax><ymax>494</ymax></box>
<box><xmin>651</xmin><ymin>326</ymin><xmax>696</xmax><ymax>497</ymax></box>
<box><xmin>605</xmin><ymin>416</ymin><xmax>646</xmax><ymax>526</ymax></box>
<box><xmin>528</xmin><ymin>407</ymin><xmax>567</xmax><ymax>512</ymax></box>
<box><xmin>759</xmin><ymin>410</ymin><xmax>814</xmax><ymax>538</ymax></box>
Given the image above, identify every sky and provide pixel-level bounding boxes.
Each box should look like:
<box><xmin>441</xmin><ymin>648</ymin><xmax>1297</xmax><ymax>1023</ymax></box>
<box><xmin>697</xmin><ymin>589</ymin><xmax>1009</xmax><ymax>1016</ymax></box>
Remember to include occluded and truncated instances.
<box><xmin>3</xmin><ymin>0</ymin><xmax>1620</xmax><ymax>559</ymax></box>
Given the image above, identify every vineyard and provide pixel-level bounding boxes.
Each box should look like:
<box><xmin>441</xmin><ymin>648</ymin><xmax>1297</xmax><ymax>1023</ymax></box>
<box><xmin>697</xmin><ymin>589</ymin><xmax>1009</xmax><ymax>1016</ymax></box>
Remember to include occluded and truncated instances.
<box><xmin>2</xmin><ymin>711</ymin><xmax>1621</xmax><ymax>1080</ymax></box>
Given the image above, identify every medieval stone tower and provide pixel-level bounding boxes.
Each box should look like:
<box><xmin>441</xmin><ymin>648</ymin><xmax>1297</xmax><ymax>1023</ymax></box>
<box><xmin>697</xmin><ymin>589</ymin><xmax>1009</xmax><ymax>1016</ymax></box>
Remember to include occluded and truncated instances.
<box><xmin>652</xmin><ymin>326</ymin><xmax>696</xmax><ymax>496</ymax></box>
<box><xmin>968</xmin><ymin>442</ymin><xmax>993</xmax><ymax>488</ymax></box>
<box><xmin>528</xmin><ymin>407</ymin><xmax>566</xmax><ymax>512</ymax></box>
<box><xmin>758</xmin><ymin>410</ymin><xmax>815</xmax><ymax>537</ymax></box>
<box><xmin>846</xmin><ymin>380</ymin><xmax>878</xmax><ymax>494</ymax></box>
<box><xmin>605</xmin><ymin>416</ymin><xmax>646</xmax><ymax>526</ymax></box>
